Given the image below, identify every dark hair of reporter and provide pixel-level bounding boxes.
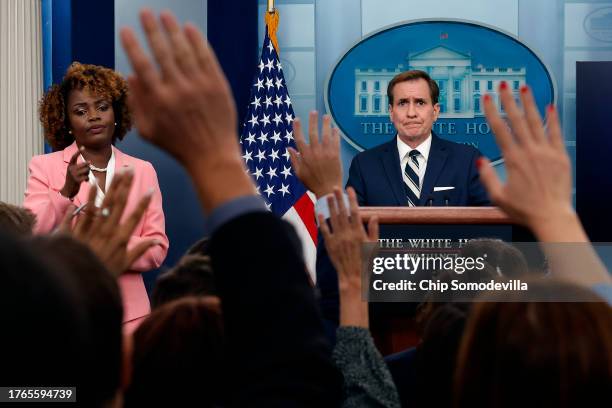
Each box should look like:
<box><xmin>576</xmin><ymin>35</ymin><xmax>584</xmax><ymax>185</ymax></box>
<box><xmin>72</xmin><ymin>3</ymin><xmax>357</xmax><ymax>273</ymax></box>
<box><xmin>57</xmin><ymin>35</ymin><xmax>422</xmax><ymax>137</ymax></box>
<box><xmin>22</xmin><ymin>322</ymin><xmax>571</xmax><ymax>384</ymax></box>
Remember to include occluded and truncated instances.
<box><xmin>184</xmin><ymin>236</ymin><xmax>211</xmax><ymax>256</ymax></box>
<box><xmin>394</xmin><ymin>255</ymin><xmax>498</xmax><ymax>407</ymax></box>
<box><xmin>415</xmin><ymin>257</ymin><xmax>499</xmax><ymax>332</ymax></box>
<box><xmin>407</xmin><ymin>248</ymin><xmax>509</xmax><ymax>408</ymax></box>
<box><xmin>459</xmin><ymin>238</ymin><xmax>530</xmax><ymax>279</ymax></box>
<box><xmin>411</xmin><ymin>302</ymin><xmax>470</xmax><ymax>408</ymax></box>
<box><xmin>125</xmin><ymin>296</ymin><xmax>226</xmax><ymax>407</ymax></box>
<box><xmin>0</xmin><ymin>231</ymin><xmax>88</xmax><ymax>390</ymax></box>
<box><xmin>29</xmin><ymin>235</ymin><xmax>124</xmax><ymax>407</ymax></box>
<box><xmin>454</xmin><ymin>280</ymin><xmax>612</xmax><ymax>408</ymax></box>
<box><xmin>410</xmin><ymin>243</ymin><xmax>531</xmax><ymax>407</ymax></box>
<box><xmin>150</xmin><ymin>254</ymin><xmax>217</xmax><ymax>310</ymax></box>
<box><xmin>0</xmin><ymin>201</ymin><xmax>36</xmax><ymax>236</ymax></box>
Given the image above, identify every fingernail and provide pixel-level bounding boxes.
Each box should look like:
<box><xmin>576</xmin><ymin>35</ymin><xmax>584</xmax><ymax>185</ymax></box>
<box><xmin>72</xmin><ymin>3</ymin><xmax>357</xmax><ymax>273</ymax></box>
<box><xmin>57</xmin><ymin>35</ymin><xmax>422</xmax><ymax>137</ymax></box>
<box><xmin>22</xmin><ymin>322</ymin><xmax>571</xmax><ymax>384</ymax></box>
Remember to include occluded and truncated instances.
<box><xmin>547</xmin><ymin>104</ymin><xmax>555</xmax><ymax>113</ymax></box>
<box><xmin>483</xmin><ymin>94</ymin><xmax>491</xmax><ymax>102</ymax></box>
<box><xmin>476</xmin><ymin>157</ymin><xmax>485</xmax><ymax>169</ymax></box>
<box><xmin>520</xmin><ymin>85</ymin><xmax>529</xmax><ymax>94</ymax></box>
<box><xmin>499</xmin><ymin>81</ymin><xmax>507</xmax><ymax>90</ymax></box>
<box><xmin>145</xmin><ymin>187</ymin><xmax>154</xmax><ymax>196</ymax></box>
<box><xmin>153</xmin><ymin>239</ymin><xmax>161</xmax><ymax>245</ymax></box>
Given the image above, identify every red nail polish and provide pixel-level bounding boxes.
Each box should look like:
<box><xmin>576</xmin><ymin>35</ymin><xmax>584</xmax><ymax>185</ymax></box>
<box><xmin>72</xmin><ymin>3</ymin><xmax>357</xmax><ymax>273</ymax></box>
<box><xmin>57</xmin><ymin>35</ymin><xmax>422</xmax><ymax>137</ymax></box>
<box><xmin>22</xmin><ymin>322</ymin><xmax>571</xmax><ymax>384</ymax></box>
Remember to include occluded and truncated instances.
<box><xmin>499</xmin><ymin>81</ymin><xmax>507</xmax><ymax>90</ymax></box>
<box><xmin>547</xmin><ymin>104</ymin><xmax>555</xmax><ymax>113</ymax></box>
<box><xmin>476</xmin><ymin>157</ymin><xmax>484</xmax><ymax>169</ymax></box>
<box><xmin>483</xmin><ymin>94</ymin><xmax>491</xmax><ymax>102</ymax></box>
<box><xmin>520</xmin><ymin>85</ymin><xmax>529</xmax><ymax>94</ymax></box>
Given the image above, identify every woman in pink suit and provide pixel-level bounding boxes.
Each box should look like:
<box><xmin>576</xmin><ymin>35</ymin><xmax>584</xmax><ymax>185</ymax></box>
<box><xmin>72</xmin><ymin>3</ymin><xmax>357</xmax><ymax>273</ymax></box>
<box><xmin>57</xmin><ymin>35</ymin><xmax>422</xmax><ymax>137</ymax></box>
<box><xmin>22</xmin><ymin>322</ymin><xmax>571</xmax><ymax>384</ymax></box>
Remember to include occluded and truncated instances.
<box><xmin>24</xmin><ymin>62</ymin><xmax>169</xmax><ymax>331</ymax></box>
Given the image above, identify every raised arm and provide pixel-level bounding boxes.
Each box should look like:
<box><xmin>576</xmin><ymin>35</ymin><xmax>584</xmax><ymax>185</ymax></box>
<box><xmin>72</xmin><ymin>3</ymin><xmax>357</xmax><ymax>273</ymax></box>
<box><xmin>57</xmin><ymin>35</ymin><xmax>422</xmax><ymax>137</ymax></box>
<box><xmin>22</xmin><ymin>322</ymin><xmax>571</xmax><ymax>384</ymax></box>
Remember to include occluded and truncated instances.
<box><xmin>320</xmin><ymin>188</ymin><xmax>400</xmax><ymax>407</ymax></box>
<box><xmin>480</xmin><ymin>83</ymin><xmax>610</xmax><ymax>286</ymax></box>
<box><xmin>120</xmin><ymin>9</ymin><xmax>342</xmax><ymax>405</ymax></box>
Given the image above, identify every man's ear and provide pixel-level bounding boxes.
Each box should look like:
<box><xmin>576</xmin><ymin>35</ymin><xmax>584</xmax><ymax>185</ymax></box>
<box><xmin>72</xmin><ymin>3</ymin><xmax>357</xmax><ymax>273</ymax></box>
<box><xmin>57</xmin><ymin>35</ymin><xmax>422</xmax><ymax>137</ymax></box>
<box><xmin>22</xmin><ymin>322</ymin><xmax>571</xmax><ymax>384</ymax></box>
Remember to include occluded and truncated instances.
<box><xmin>433</xmin><ymin>103</ymin><xmax>440</xmax><ymax>121</ymax></box>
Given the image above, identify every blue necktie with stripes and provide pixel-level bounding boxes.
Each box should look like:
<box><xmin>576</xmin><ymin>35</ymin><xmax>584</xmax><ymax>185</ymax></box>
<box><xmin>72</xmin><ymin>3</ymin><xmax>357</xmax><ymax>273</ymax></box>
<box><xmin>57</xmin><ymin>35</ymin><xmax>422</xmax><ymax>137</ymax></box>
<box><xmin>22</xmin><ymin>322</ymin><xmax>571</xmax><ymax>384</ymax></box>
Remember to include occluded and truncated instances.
<box><xmin>404</xmin><ymin>150</ymin><xmax>421</xmax><ymax>207</ymax></box>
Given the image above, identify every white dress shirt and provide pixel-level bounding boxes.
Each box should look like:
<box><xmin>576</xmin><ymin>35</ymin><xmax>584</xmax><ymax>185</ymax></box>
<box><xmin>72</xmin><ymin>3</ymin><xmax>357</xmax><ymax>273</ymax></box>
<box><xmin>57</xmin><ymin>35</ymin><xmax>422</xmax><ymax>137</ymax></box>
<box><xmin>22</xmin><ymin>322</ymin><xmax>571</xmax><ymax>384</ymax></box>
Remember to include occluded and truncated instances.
<box><xmin>397</xmin><ymin>133</ymin><xmax>432</xmax><ymax>189</ymax></box>
<box><xmin>315</xmin><ymin>134</ymin><xmax>434</xmax><ymax>219</ymax></box>
<box><xmin>82</xmin><ymin>147</ymin><xmax>116</xmax><ymax>208</ymax></box>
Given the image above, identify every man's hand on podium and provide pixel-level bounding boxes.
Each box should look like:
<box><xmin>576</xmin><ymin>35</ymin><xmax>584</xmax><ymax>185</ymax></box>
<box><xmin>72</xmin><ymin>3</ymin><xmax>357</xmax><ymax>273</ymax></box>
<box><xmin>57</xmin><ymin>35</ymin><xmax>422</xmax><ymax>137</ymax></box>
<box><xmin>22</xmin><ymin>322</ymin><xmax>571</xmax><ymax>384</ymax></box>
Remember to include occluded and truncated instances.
<box><xmin>289</xmin><ymin>111</ymin><xmax>343</xmax><ymax>198</ymax></box>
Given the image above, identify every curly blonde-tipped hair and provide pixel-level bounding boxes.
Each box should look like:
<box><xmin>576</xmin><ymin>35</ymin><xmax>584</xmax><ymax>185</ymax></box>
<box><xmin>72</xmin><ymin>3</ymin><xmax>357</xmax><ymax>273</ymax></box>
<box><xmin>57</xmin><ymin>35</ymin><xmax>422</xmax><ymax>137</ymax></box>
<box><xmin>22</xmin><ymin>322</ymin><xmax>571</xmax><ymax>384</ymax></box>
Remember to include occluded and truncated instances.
<box><xmin>39</xmin><ymin>62</ymin><xmax>132</xmax><ymax>151</ymax></box>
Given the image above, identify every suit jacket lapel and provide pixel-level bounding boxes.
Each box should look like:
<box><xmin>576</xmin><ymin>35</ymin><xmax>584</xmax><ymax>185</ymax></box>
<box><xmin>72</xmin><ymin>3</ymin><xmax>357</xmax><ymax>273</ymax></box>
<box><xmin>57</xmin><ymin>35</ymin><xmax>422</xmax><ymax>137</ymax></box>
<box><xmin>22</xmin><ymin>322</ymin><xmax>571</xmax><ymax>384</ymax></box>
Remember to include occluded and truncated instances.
<box><xmin>113</xmin><ymin>145</ymin><xmax>126</xmax><ymax>170</ymax></box>
<box><xmin>419</xmin><ymin>133</ymin><xmax>448</xmax><ymax>205</ymax></box>
<box><xmin>380</xmin><ymin>140</ymin><xmax>406</xmax><ymax>206</ymax></box>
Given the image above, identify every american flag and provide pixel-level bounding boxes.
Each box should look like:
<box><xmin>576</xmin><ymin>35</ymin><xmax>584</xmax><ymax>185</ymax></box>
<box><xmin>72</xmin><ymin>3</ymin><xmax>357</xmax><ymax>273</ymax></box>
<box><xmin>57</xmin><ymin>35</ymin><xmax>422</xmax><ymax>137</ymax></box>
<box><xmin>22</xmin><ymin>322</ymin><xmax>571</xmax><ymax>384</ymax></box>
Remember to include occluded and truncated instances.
<box><xmin>239</xmin><ymin>24</ymin><xmax>318</xmax><ymax>280</ymax></box>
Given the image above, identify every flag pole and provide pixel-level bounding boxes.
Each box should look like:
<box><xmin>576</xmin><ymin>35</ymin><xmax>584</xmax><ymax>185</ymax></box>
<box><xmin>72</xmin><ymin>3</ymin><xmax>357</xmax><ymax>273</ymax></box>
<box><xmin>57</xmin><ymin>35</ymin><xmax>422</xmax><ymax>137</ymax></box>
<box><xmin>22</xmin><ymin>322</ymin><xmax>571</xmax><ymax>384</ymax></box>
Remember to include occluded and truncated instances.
<box><xmin>265</xmin><ymin>0</ymin><xmax>280</xmax><ymax>54</ymax></box>
<box><xmin>240</xmin><ymin>1</ymin><xmax>319</xmax><ymax>280</ymax></box>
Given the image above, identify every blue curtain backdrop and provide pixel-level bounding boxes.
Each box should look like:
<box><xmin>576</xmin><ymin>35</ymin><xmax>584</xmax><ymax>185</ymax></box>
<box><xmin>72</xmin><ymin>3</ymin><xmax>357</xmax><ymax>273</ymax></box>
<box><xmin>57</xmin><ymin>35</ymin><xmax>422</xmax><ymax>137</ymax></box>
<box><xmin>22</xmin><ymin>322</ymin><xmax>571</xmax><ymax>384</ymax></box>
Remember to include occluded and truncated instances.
<box><xmin>43</xmin><ymin>0</ymin><xmax>258</xmax><ymax>145</ymax></box>
<box><xmin>576</xmin><ymin>61</ymin><xmax>612</xmax><ymax>242</ymax></box>
<box><xmin>71</xmin><ymin>0</ymin><xmax>115</xmax><ymax>68</ymax></box>
<box><xmin>207</xmin><ymin>0</ymin><xmax>258</xmax><ymax>131</ymax></box>
<box><xmin>42</xmin><ymin>0</ymin><xmax>115</xmax><ymax>153</ymax></box>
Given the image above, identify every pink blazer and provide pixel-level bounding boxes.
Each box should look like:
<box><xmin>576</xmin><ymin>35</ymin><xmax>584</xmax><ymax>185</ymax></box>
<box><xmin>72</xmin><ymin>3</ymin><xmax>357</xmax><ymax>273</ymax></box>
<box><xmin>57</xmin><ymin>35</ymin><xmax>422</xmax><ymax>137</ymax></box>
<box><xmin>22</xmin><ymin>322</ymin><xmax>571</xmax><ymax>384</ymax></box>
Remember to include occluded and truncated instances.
<box><xmin>23</xmin><ymin>142</ymin><xmax>169</xmax><ymax>323</ymax></box>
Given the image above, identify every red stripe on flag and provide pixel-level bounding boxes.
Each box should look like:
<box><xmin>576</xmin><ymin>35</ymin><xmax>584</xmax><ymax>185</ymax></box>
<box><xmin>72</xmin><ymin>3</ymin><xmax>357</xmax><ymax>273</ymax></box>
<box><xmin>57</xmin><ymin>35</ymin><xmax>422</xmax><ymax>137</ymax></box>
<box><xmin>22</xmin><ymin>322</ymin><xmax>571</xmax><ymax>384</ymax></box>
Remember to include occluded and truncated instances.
<box><xmin>293</xmin><ymin>194</ymin><xmax>317</xmax><ymax>245</ymax></box>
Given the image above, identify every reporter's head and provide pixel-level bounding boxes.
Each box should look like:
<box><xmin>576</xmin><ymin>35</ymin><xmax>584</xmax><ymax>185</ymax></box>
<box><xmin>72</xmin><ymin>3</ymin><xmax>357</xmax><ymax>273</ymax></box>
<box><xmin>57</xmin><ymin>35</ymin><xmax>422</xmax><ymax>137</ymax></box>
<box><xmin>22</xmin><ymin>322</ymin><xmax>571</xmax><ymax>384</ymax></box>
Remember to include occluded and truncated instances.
<box><xmin>29</xmin><ymin>235</ymin><xmax>124</xmax><ymax>407</ymax></box>
<box><xmin>0</xmin><ymin>201</ymin><xmax>36</xmax><ymax>236</ymax></box>
<box><xmin>151</xmin><ymin>254</ymin><xmax>217</xmax><ymax>310</ymax></box>
<box><xmin>125</xmin><ymin>296</ymin><xmax>225</xmax><ymax>407</ymax></box>
<box><xmin>0</xmin><ymin>231</ymin><xmax>88</xmax><ymax>391</ymax></box>
<box><xmin>454</xmin><ymin>280</ymin><xmax>612</xmax><ymax>408</ymax></box>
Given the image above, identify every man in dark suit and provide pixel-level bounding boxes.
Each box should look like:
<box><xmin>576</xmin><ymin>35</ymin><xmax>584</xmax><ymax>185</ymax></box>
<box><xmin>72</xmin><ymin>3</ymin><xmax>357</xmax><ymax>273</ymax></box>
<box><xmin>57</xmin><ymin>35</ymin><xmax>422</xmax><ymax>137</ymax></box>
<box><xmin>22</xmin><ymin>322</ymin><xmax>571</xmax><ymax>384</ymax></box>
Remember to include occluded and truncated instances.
<box><xmin>347</xmin><ymin>69</ymin><xmax>490</xmax><ymax>207</ymax></box>
<box><xmin>288</xmin><ymin>71</ymin><xmax>490</xmax><ymax>346</ymax></box>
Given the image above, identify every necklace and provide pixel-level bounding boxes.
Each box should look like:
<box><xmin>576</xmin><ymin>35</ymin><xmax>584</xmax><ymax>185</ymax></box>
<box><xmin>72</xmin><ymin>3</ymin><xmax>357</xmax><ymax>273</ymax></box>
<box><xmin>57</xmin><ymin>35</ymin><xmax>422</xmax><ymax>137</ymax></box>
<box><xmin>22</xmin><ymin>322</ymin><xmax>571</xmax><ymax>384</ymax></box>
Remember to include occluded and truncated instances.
<box><xmin>80</xmin><ymin>148</ymin><xmax>112</xmax><ymax>173</ymax></box>
<box><xmin>89</xmin><ymin>163</ymin><xmax>108</xmax><ymax>172</ymax></box>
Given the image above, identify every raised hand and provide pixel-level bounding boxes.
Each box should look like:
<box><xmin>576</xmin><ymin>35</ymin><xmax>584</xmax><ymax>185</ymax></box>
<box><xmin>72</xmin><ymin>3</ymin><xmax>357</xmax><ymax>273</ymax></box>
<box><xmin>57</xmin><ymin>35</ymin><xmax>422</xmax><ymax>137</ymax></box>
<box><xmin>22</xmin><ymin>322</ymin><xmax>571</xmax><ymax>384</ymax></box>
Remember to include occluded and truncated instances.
<box><xmin>289</xmin><ymin>112</ymin><xmax>342</xmax><ymax>198</ymax></box>
<box><xmin>60</xmin><ymin>147</ymin><xmax>90</xmax><ymax>199</ymax></box>
<box><xmin>120</xmin><ymin>9</ymin><xmax>255</xmax><ymax>213</ymax></box>
<box><xmin>59</xmin><ymin>170</ymin><xmax>157</xmax><ymax>277</ymax></box>
<box><xmin>481</xmin><ymin>83</ymin><xmax>611</xmax><ymax>286</ymax></box>
<box><xmin>480</xmin><ymin>83</ymin><xmax>579</xmax><ymax>241</ymax></box>
<box><xmin>319</xmin><ymin>187</ymin><xmax>378</xmax><ymax>327</ymax></box>
<box><xmin>121</xmin><ymin>10</ymin><xmax>237</xmax><ymax>164</ymax></box>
